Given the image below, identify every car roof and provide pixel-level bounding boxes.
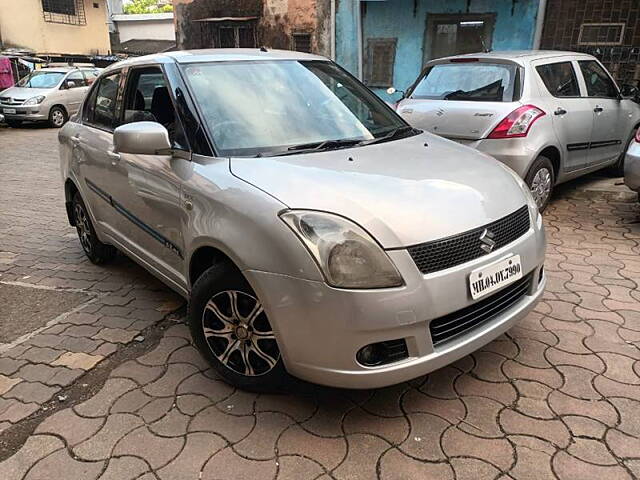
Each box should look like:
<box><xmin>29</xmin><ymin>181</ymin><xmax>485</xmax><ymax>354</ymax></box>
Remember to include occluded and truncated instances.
<box><xmin>430</xmin><ymin>50</ymin><xmax>596</xmax><ymax>64</ymax></box>
<box><xmin>102</xmin><ymin>48</ymin><xmax>328</xmax><ymax>72</ymax></box>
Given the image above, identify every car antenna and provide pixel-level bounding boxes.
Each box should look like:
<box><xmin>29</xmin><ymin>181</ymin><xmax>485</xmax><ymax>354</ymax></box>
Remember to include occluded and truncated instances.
<box><xmin>260</xmin><ymin>46</ymin><xmax>268</xmax><ymax>52</ymax></box>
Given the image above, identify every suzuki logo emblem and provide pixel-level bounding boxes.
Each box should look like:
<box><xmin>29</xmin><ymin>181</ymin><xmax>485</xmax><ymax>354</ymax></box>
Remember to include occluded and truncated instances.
<box><xmin>479</xmin><ymin>229</ymin><xmax>497</xmax><ymax>254</ymax></box>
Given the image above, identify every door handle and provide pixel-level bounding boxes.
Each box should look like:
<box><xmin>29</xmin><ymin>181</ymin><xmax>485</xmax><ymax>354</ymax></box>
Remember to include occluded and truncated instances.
<box><xmin>70</xmin><ymin>136</ymin><xmax>81</xmax><ymax>146</ymax></box>
<box><xmin>107</xmin><ymin>151</ymin><xmax>120</xmax><ymax>166</ymax></box>
<box><xmin>554</xmin><ymin>107</ymin><xmax>567</xmax><ymax>115</ymax></box>
<box><xmin>594</xmin><ymin>105</ymin><xmax>604</xmax><ymax>113</ymax></box>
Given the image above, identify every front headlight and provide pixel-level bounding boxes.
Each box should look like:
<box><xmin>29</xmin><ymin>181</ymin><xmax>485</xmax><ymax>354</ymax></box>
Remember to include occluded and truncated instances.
<box><xmin>23</xmin><ymin>95</ymin><xmax>45</xmax><ymax>106</ymax></box>
<box><xmin>280</xmin><ymin>210</ymin><xmax>403</xmax><ymax>289</ymax></box>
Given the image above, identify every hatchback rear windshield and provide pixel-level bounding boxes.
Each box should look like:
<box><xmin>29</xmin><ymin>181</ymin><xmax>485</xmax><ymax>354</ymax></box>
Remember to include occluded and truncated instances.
<box><xmin>181</xmin><ymin>60</ymin><xmax>409</xmax><ymax>157</ymax></box>
<box><xmin>17</xmin><ymin>71</ymin><xmax>65</xmax><ymax>89</ymax></box>
<box><xmin>410</xmin><ymin>62</ymin><xmax>519</xmax><ymax>102</ymax></box>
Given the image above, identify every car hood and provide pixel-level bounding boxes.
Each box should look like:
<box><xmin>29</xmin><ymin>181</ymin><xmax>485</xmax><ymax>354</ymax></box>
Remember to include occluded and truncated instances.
<box><xmin>0</xmin><ymin>86</ymin><xmax>52</xmax><ymax>100</ymax></box>
<box><xmin>230</xmin><ymin>132</ymin><xmax>529</xmax><ymax>248</ymax></box>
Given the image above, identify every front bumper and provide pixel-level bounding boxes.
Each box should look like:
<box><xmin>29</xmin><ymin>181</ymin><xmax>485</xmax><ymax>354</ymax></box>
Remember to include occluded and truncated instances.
<box><xmin>624</xmin><ymin>142</ymin><xmax>640</xmax><ymax>193</ymax></box>
<box><xmin>1</xmin><ymin>106</ymin><xmax>47</xmax><ymax>121</ymax></box>
<box><xmin>246</xmin><ymin>213</ymin><xmax>546</xmax><ymax>389</ymax></box>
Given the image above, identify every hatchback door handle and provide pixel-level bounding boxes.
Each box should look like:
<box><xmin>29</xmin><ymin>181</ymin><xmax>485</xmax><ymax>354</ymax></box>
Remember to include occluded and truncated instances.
<box><xmin>71</xmin><ymin>136</ymin><xmax>81</xmax><ymax>146</ymax></box>
<box><xmin>594</xmin><ymin>105</ymin><xmax>604</xmax><ymax>113</ymax></box>
<box><xmin>554</xmin><ymin>107</ymin><xmax>567</xmax><ymax>115</ymax></box>
<box><xmin>107</xmin><ymin>151</ymin><xmax>120</xmax><ymax>166</ymax></box>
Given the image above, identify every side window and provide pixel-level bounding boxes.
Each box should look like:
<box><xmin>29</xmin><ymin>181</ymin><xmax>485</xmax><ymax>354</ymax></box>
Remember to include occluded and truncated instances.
<box><xmin>83</xmin><ymin>69</ymin><xmax>99</xmax><ymax>86</ymax></box>
<box><xmin>536</xmin><ymin>62</ymin><xmax>580</xmax><ymax>97</ymax></box>
<box><xmin>578</xmin><ymin>60</ymin><xmax>618</xmax><ymax>98</ymax></box>
<box><xmin>122</xmin><ymin>67</ymin><xmax>187</xmax><ymax>149</ymax></box>
<box><xmin>65</xmin><ymin>71</ymin><xmax>86</xmax><ymax>89</ymax></box>
<box><xmin>84</xmin><ymin>72</ymin><xmax>122</xmax><ymax>131</ymax></box>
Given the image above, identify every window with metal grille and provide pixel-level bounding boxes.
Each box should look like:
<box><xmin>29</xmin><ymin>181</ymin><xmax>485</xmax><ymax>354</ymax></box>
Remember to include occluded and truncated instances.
<box><xmin>578</xmin><ymin>23</ymin><xmax>625</xmax><ymax>46</ymax></box>
<box><xmin>200</xmin><ymin>22</ymin><xmax>257</xmax><ymax>48</ymax></box>
<box><xmin>292</xmin><ymin>33</ymin><xmax>312</xmax><ymax>53</ymax></box>
<box><xmin>364</xmin><ymin>38</ymin><xmax>397</xmax><ymax>87</ymax></box>
<box><xmin>42</xmin><ymin>0</ymin><xmax>86</xmax><ymax>25</ymax></box>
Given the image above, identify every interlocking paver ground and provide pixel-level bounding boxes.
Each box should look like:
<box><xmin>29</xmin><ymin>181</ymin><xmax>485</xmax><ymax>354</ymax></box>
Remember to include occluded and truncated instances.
<box><xmin>2</xmin><ymin>125</ymin><xmax>640</xmax><ymax>479</ymax></box>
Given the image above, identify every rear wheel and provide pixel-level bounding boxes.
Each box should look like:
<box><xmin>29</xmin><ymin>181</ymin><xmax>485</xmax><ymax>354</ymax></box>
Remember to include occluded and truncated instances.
<box><xmin>72</xmin><ymin>193</ymin><xmax>116</xmax><ymax>264</ymax></box>
<box><xmin>188</xmin><ymin>262</ymin><xmax>289</xmax><ymax>392</ymax></box>
<box><xmin>525</xmin><ymin>155</ymin><xmax>555</xmax><ymax>212</ymax></box>
<box><xmin>49</xmin><ymin>106</ymin><xmax>67</xmax><ymax>128</ymax></box>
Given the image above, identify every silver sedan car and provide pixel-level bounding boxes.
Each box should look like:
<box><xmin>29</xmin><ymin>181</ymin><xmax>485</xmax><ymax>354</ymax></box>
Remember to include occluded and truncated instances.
<box><xmin>393</xmin><ymin>51</ymin><xmax>640</xmax><ymax>211</ymax></box>
<box><xmin>1</xmin><ymin>66</ymin><xmax>99</xmax><ymax>128</ymax></box>
<box><xmin>59</xmin><ymin>49</ymin><xmax>546</xmax><ymax>390</ymax></box>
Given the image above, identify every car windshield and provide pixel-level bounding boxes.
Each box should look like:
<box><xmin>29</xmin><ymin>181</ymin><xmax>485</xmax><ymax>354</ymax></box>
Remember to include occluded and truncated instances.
<box><xmin>410</xmin><ymin>62</ymin><xmax>518</xmax><ymax>102</ymax></box>
<box><xmin>181</xmin><ymin>60</ymin><xmax>410</xmax><ymax>157</ymax></box>
<box><xmin>17</xmin><ymin>71</ymin><xmax>65</xmax><ymax>89</ymax></box>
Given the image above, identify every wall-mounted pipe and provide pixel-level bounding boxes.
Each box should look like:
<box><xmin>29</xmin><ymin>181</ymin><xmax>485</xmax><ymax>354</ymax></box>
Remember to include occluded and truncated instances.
<box><xmin>533</xmin><ymin>0</ymin><xmax>547</xmax><ymax>49</ymax></box>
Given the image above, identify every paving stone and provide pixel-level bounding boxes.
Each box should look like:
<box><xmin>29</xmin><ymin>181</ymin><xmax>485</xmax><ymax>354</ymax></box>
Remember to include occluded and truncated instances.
<box><xmin>73</xmin><ymin>413</ymin><xmax>143</xmax><ymax>461</ymax></box>
<box><xmin>0</xmin><ymin>435</ymin><xmax>64</xmax><ymax>479</ymax></box>
<box><xmin>379</xmin><ymin>449</ymin><xmax>454</xmax><ymax>479</ymax></box>
<box><xmin>0</xmin><ymin>398</ymin><xmax>39</xmax><ymax>423</ymax></box>
<box><xmin>0</xmin><ymin>374</ymin><xmax>22</xmax><ymax>395</ymax></box>
<box><xmin>112</xmin><ymin>426</ymin><xmax>184</xmax><ymax>469</ymax></box>
<box><xmin>157</xmin><ymin>432</ymin><xmax>226</xmax><ymax>480</ymax></box>
<box><xmin>3</xmin><ymin>381</ymin><xmax>59</xmax><ymax>404</ymax></box>
<box><xmin>98</xmin><ymin>456</ymin><xmax>150</xmax><ymax>480</ymax></box>
<box><xmin>74</xmin><ymin>378</ymin><xmax>137</xmax><ymax>418</ymax></box>
<box><xmin>25</xmin><ymin>447</ymin><xmax>104</xmax><ymax>480</ymax></box>
<box><xmin>18</xmin><ymin>347</ymin><xmax>63</xmax><ymax>364</ymax></box>
<box><xmin>52</xmin><ymin>351</ymin><xmax>104</xmax><ymax>370</ymax></box>
<box><xmin>36</xmin><ymin>408</ymin><xmax>104</xmax><ymax>446</ymax></box>
<box><xmin>0</xmin><ymin>357</ymin><xmax>27</xmax><ymax>376</ymax></box>
<box><xmin>93</xmin><ymin>327</ymin><xmax>137</xmax><ymax>344</ymax></box>
<box><xmin>201</xmin><ymin>447</ymin><xmax>277</xmax><ymax>480</ymax></box>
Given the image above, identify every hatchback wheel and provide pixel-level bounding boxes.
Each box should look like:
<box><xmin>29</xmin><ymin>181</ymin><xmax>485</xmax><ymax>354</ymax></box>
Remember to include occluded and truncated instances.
<box><xmin>49</xmin><ymin>106</ymin><xmax>67</xmax><ymax>128</ymax></box>
<box><xmin>72</xmin><ymin>193</ymin><xmax>117</xmax><ymax>264</ymax></box>
<box><xmin>188</xmin><ymin>263</ymin><xmax>289</xmax><ymax>392</ymax></box>
<box><xmin>525</xmin><ymin>156</ymin><xmax>555</xmax><ymax>212</ymax></box>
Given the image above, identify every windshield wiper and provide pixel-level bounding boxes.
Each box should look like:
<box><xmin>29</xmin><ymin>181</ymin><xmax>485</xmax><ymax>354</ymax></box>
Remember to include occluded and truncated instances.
<box><xmin>269</xmin><ymin>138</ymin><xmax>363</xmax><ymax>157</ymax></box>
<box><xmin>358</xmin><ymin>125</ymin><xmax>418</xmax><ymax>146</ymax></box>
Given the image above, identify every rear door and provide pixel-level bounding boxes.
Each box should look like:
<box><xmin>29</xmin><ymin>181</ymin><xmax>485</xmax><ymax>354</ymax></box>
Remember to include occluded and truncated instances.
<box><xmin>532</xmin><ymin>59</ymin><xmax>593</xmax><ymax>172</ymax></box>
<box><xmin>577</xmin><ymin>59</ymin><xmax>626</xmax><ymax>166</ymax></box>
<box><xmin>396</xmin><ymin>60</ymin><xmax>521</xmax><ymax>141</ymax></box>
<box><xmin>63</xmin><ymin>70</ymin><xmax>89</xmax><ymax>115</ymax></box>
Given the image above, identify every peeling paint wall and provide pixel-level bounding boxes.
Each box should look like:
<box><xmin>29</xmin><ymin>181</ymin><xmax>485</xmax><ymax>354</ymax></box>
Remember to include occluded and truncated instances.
<box><xmin>172</xmin><ymin>0</ymin><xmax>330</xmax><ymax>56</ymax></box>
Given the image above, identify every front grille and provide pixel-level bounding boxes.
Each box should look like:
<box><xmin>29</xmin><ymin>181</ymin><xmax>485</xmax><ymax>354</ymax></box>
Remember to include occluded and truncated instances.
<box><xmin>408</xmin><ymin>205</ymin><xmax>530</xmax><ymax>275</ymax></box>
<box><xmin>0</xmin><ymin>97</ymin><xmax>25</xmax><ymax>106</ymax></box>
<box><xmin>429</xmin><ymin>274</ymin><xmax>532</xmax><ymax>347</ymax></box>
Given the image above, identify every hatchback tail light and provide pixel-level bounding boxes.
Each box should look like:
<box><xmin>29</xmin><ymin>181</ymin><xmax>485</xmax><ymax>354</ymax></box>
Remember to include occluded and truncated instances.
<box><xmin>635</xmin><ymin>128</ymin><xmax>640</xmax><ymax>143</ymax></box>
<box><xmin>487</xmin><ymin>105</ymin><xmax>545</xmax><ymax>139</ymax></box>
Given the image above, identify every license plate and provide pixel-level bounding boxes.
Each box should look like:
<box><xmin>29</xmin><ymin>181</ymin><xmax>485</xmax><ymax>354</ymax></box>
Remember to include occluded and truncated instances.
<box><xmin>3</xmin><ymin>108</ymin><xmax>16</xmax><ymax>114</ymax></box>
<box><xmin>469</xmin><ymin>255</ymin><xmax>522</xmax><ymax>300</ymax></box>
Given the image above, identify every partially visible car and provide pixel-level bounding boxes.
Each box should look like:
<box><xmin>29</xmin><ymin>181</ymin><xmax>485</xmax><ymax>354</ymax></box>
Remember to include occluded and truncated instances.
<box><xmin>0</xmin><ymin>66</ymin><xmax>100</xmax><ymax>128</ymax></box>
<box><xmin>624</xmin><ymin>129</ymin><xmax>640</xmax><ymax>196</ymax></box>
<box><xmin>392</xmin><ymin>51</ymin><xmax>640</xmax><ymax>211</ymax></box>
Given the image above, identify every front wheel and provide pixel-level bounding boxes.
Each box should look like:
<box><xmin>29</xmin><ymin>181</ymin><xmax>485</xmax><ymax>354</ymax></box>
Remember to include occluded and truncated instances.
<box><xmin>525</xmin><ymin>156</ymin><xmax>555</xmax><ymax>213</ymax></box>
<box><xmin>188</xmin><ymin>263</ymin><xmax>289</xmax><ymax>392</ymax></box>
<box><xmin>49</xmin><ymin>106</ymin><xmax>67</xmax><ymax>128</ymax></box>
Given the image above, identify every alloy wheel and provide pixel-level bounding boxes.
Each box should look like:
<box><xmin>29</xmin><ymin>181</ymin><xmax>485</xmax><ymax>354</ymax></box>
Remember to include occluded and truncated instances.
<box><xmin>202</xmin><ymin>290</ymin><xmax>280</xmax><ymax>376</ymax></box>
<box><xmin>74</xmin><ymin>203</ymin><xmax>93</xmax><ymax>254</ymax></box>
<box><xmin>52</xmin><ymin>109</ymin><xmax>65</xmax><ymax>127</ymax></box>
<box><xmin>530</xmin><ymin>167</ymin><xmax>552</xmax><ymax>209</ymax></box>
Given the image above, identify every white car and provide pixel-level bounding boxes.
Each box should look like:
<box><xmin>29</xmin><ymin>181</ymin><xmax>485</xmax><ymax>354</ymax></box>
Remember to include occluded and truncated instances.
<box><xmin>393</xmin><ymin>51</ymin><xmax>640</xmax><ymax>211</ymax></box>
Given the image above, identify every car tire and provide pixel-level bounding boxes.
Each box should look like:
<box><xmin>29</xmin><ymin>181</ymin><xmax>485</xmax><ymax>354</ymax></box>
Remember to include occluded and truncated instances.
<box><xmin>48</xmin><ymin>106</ymin><xmax>67</xmax><ymax>128</ymax></box>
<box><xmin>525</xmin><ymin>155</ymin><xmax>555</xmax><ymax>213</ymax></box>
<box><xmin>72</xmin><ymin>192</ymin><xmax>117</xmax><ymax>264</ymax></box>
<box><xmin>188</xmin><ymin>262</ymin><xmax>290</xmax><ymax>392</ymax></box>
<box><xmin>6</xmin><ymin>120</ymin><xmax>22</xmax><ymax>128</ymax></box>
<box><xmin>611</xmin><ymin>128</ymin><xmax>637</xmax><ymax>177</ymax></box>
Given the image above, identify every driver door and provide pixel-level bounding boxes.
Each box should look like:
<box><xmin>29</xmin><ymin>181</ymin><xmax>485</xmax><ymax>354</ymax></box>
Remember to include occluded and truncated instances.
<box><xmin>108</xmin><ymin>65</ymin><xmax>189</xmax><ymax>287</ymax></box>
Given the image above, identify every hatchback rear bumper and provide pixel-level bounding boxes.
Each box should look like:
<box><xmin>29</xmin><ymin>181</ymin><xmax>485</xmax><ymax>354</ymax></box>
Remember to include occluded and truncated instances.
<box><xmin>624</xmin><ymin>142</ymin><xmax>640</xmax><ymax>192</ymax></box>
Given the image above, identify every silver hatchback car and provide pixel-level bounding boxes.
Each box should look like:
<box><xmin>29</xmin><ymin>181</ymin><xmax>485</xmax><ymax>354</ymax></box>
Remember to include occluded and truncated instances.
<box><xmin>59</xmin><ymin>49</ymin><xmax>546</xmax><ymax>390</ymax></box>
<box><xmin>1</xmin><ymin>66</ymin><xmax>100</xmax><ymax>128</ymax></box>
<box><xmin>394</xmin><ymin>51</ymin><xmax>640</xmax><ymax>211</ymax></box>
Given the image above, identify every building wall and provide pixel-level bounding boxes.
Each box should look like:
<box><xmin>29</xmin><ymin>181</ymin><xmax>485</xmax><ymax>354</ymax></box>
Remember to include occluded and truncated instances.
<box><xmin>112</xmin><ymin>14</ymin><xmax>176</xmax><ymax>42</ymax></box>
<box><xmin>336</xmin><ymin>0</ymin><xmax>539</xmax><ymax>99</ymax></box>
<box><xmin>541</xmin><ymin>0</ymin><xmax>640</xmax><ymax>85</ymax></box>
<box><xmin>0</xmin><ymin>0</ymin><xmax>111</xmax><ymax>55</ymax></box>
<box><xmin>172</xmin><ymin>0</ymin><xmax>330</xmax><ymax>56</ymax></box>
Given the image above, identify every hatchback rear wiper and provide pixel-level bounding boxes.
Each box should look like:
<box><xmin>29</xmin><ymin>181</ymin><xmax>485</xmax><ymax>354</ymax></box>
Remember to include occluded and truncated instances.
<box><xmin>270</xmin><ymin>138</ymin><xmax>363</xmax><ymax>157</ymax></box>
<box><xmin>358</xmin><ymin>125</ymin><xmax>418</xmax><ymax>146</ymax></box>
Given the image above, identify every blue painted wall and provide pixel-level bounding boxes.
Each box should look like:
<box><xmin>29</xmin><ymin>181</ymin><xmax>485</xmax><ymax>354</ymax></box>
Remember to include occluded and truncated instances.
<box><xmin>336</xmin><ymin>0</ymin><xmax>540</xmax><ymax>100</ymax></box>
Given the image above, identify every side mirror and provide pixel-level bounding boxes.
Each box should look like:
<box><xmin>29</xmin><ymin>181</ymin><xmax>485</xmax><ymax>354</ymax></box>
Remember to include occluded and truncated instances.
<box><xmin>620</xmin><ymin>84</ymin><xmax>640</xmax><ymax>102</ymax></box>
<box><xmin>113</xmin><ymin>121</ymin><xmax>171</xmax><ymax>155</ymax></box>
<box><xmin>64</xmin><ymin>80</ymin><xmax>76</xmax><ymax>89</ymax></box>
